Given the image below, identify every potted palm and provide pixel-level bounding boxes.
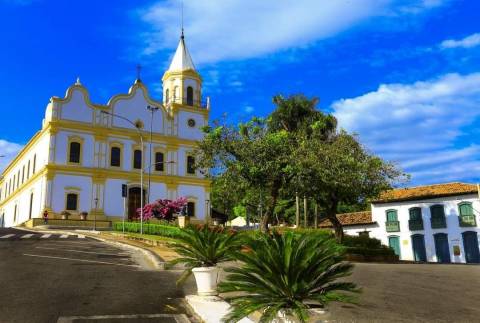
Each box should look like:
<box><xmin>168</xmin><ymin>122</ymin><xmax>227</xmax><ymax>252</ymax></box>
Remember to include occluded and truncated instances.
<box><xmin>61</xmin><ymin>211</ymin><xmax>71</xmax><ymax>220</ymax></box>
<box><xmin>80</xmin><ymin>211</ymin><xmax>88</xmax><ymax>220</ymax></box>
<box><xmin>220</xmin><ymin>231</ymin><xmax>359</xmax><ymax>322</ymax></box>
<box><xmin>167</xmin><ymin>225</ymin><xmax>237</xmax><ymax>296</ymax></box>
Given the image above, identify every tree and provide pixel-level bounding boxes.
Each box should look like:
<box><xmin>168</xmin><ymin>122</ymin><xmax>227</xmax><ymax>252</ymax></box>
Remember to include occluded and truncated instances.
<box><xmin>197</xmin><ymin>118</ymin><xmax>295</xmax><ymax>232</ymax></box>
<box><xmin>293</xmin><ymin>131</ymin><xmax>406</xmax><ymax>241</ymax></box>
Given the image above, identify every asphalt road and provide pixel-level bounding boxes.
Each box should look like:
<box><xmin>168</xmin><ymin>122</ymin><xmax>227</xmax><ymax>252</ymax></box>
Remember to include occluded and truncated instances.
<box><xmin>326</xmin><ymin>262</ymin><xmax>480</xmax><ymax>322</ymax></box>
<box><xmin>0</xmin><ymin>228</ymin><xmax>191</xmax><ymax>323</ymax></box>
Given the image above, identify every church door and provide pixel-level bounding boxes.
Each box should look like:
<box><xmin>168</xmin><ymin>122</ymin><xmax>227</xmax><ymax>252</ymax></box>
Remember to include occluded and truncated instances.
<box><xmin>128</xmin><ymin>187</ymin><xmax>145</xmax><ymax>220</ymax></box>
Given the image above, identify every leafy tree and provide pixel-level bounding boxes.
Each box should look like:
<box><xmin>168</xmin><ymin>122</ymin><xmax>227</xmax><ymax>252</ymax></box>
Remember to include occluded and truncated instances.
<box><xmin>197</xmin><ymin>118</ymin><xmax>294</xmax><ymax>232</ymax></box>
<box><xmin>220</xmin><ymin>231</ymin><xmax>358</xmax><ymax>322</ymax></box>
<box><xmin>293</xmin><ymin>131</ymin><xmax>406</xmax><ymax>241</ymax></box>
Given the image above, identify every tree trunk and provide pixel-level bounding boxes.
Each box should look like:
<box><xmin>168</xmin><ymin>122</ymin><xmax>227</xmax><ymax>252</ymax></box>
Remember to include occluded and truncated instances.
<box><xmin>295</xmin><ymin>193</ymin><xmax>300</xmax><ymax>227</ymax></box>
<box><xmin>326</xmin><ymin>198</ymin><xmax>344</xmax><ymax>242</ymax></box>
<box><xmin>303</xmin><ymin>196</ymin><xmax>307</xmax><ymax>228</ymax></box>
<box><xmin>260</xmin><ymin>182</ymin><xmax>281</xmax><ymax>233</ymax></box>
<box><xmin>314</xmin><ymin>203</ymin><xmax>318</xmax><ymax>228</ymax></box>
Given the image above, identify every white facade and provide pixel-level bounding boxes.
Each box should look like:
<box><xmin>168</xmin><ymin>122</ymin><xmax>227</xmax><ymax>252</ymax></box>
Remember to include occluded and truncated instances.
<box><xmin>343</xmin><ymin>193</ymin><xmax>480</xmax><ymax>264</ymax></box>
<box><xmin>0</xmin><ymin>34</ymin><xmax>211</xmax><ymax>226</ymax></box>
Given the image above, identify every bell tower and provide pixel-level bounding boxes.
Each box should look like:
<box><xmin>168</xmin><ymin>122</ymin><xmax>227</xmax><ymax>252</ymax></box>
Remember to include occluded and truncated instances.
<box><xmin>162</xmin><ymin>31</ymin><xmax>203</xmax><ymax>108</ymax></box>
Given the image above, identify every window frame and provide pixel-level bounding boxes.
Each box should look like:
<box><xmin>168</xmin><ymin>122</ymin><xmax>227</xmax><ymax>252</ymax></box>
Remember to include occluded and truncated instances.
<box><xmin>186</xmin><ymin>155</ymin><xmax>196</xmax><ymax>175</ymax></box>
<box><xmin>109</xmin><ymin>143</ymin><xmax>123</xmax><ymax>168</ymax></box>
<box><xmin>67</xmin><ymin>136</ymin><xmax>84</xmax><ymax>165</ymax></box>
<box><xmin>386</xmin><ymin>209</ymin><xmax>398</xmax><ymax>222</ymax></box>
<box><xmin>186</xmin><ymin>86</ymin><xmax>194</xmax><ymax>106</ymax></box>
<box><xmin>65</xmin><ymin>193</ymin><xmax>79</xmax><ymax>211</ymax></box>
<box><xmin>154</xmin><ymin>151</ymin><xmax>165</xmax><ymax>172</ymax></box>
<box><xmin>133</xmin><ymin>149</ymin><xmax>143</xmax><ymax>170</ymax></box>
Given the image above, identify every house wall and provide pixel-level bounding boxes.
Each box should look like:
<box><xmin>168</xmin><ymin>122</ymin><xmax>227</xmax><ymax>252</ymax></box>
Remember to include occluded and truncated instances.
<box><xmin>369</xmin><ymin>194</ymin><xmax>480</xmax><ymax>263</ymax></box>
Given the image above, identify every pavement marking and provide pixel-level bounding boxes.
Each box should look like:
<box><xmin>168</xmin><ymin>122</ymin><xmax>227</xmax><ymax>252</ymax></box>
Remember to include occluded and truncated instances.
<box><xmin>0</xmin><ymin>234</ymin><xmax>15</xmax><ymax>239</ymax></box>
<box><xmin>77</xmin><ymin>234</ymin><xmax>85</xmax><ymax>239</ymax></box>
<box><xmin>23</xmin><ymin>253</ymin><xmax>140</xmax><ymax>268</ymax></box>
<box><xmin>21</xmin><ymin>234</ymin><xmax>34</xmax><ymax>239</ymax></box>
<box><xmin>40</xmin><ymin>234</ymin><xmax>51</xmax><ymax>239</ymax></box>
<box><xmin>56</xmin><ymin>314</ymin><xmax>190</xmax><ymax>323</ymax></box>
<box><xmin>59</xmin><ymin>234</ymin><xmax>69</xmax><ymax>238</ymax></box>
<box><xmin>35</xmin><ymin>246</ymin><xmax>130</xmax><ymax>256</ymax></box>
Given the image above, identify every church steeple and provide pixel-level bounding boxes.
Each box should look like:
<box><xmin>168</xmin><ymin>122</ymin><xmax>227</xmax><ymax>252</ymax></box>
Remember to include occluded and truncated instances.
<box><xmin>162</xmin><ymin>31</ymin><xmax>202</xmax><ymax>108</ymax></box>
<box><xmin>167</xmin><ymin>32</ymin><xmax>196</xmax><ymax>72</ymax></box>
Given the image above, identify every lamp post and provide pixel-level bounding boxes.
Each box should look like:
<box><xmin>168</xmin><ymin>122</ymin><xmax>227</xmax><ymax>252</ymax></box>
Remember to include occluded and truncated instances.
<box><xmin>146</xmin><ymin>105</ymin><xmax>160</xmax><ymax>203</ymax></box>
<box><xmin>101</xmin><ymin>110</ymin><xmax>145</xmax><ymax>235</ymax></box>
<box><xmin>94</xmin><ymin>197</ymin><xmax>98</xmax><ymax>231</ymax></box>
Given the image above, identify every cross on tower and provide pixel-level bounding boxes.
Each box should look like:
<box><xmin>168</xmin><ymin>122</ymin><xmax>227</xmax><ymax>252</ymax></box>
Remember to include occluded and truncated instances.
<box><xmin>136</xmin><ymin>64</ymin><xmax>142</xmax><ymax>81</ymax></box>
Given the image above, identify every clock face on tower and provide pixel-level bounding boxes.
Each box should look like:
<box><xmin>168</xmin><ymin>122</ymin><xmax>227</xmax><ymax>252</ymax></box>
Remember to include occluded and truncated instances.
<box><xmin>187</xmin><ymin>118</ymin><xmax>196</xmax><ymax>128</ymax></box>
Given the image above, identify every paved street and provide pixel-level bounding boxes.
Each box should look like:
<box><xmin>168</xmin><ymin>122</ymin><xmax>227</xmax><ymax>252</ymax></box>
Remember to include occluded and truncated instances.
<box><xmin>327</xmin><ymin>262</ymin><xmax>480</xmax><ymax>322</ymax></box>
<box><xmin>0</xmin><ymin>228</ymin><xmax>191</xmax><ymax>323</ymax></box>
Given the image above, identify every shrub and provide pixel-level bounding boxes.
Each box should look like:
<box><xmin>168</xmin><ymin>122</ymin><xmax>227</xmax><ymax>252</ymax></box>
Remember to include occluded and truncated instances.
<box><xmin>342</xmin><ymin>235</ymin><xmax>383</xmax><ymax>249</ymax></box>
<box><xmin>166</xmin><ymin>225</ymin><xmax>238</xmax><ymax>284</ymax></box>
<box><xmin>220</xmin><ymin>231</ymin><xmax>359</xmax><ymax>322</ymax></box>
<box><xmin>112</xmin><ymin>222</ymin><xmax>182</xmax><ymax>238</ymax></box>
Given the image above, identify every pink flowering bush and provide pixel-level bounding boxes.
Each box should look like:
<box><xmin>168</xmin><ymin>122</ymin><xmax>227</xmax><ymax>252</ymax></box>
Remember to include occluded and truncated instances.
<box><xmin>136</xmin><ymin>197</ymin><xmax>188</xmax><ymax>221</ymax></box>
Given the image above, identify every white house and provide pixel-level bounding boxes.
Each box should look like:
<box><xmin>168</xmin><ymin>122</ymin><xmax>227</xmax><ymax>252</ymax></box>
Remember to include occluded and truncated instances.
<box><xmin>324</xmin><ymin>183</ymin><xmax>480</xmax><ymax>264</ymax></box>
<box><xmin>0</xmin><ymin>32</ymin><xmax>211</xmax><ymax>227</ymax></box>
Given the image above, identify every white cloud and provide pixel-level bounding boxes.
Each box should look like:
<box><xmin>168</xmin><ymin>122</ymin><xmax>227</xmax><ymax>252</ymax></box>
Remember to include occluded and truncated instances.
<box><xmin>244</xmin><ymin>106</ymin><xmax>254</xmax><ymax>114</ymax></box>
<box><xmin>440</xmin><ymin>33</ymin><xmax>480</xmax><ymax>49</ymax></box>
<box><xmin>0</xmin><ymin>139</ymin><xmax>23</xmax><ymax>172</ymax></box>
<box><xmin>332</xmin><ymin>73</ymin><xmax>480</xmax><ymax>184</ymax></box>
<box><xmin>139</xmin><ymin>0</ymin><xmax>445</xmax><ymax>64</ymax></box>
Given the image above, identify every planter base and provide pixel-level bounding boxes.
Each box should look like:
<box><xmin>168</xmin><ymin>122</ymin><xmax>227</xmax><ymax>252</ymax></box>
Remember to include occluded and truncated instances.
<box><xmin>192</xmin><ymin>267</ymin><xmax>220</xmax><ymax>296</ymax></box>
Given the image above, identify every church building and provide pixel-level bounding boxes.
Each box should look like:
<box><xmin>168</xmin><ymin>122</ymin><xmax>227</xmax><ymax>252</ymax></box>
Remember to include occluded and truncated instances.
<box><xmin>0</xmin><ymin>33</ymin><xmax>210</xmax><ymax>227</ymax></box>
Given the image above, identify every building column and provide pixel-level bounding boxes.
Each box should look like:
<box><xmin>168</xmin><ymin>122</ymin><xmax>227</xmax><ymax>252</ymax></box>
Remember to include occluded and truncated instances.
<box><xmin>166</xmin><ymin>182</ymin><xmax>177</xmax><ymax>200</ymax></box>
<box><xmin>91</xmin><ymin>174</ymin><xmax>106</xmax><ymax>220</ymax></box>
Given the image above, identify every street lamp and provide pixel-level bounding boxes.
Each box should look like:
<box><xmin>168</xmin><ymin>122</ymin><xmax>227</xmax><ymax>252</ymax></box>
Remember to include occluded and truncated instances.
<box><xmin>146</xmin><ymin>105</ymin><xmax>160</xmax><ymax>203</ymax></box>
<box><xmin>101</xmin><ymin>110</ymin><xmax>145</xmax><ymax>235</ymax></box>
<box><xmin>94</xmin><ymin>197</ymin><xmax>98</xmax><ymax>231</ymax></box>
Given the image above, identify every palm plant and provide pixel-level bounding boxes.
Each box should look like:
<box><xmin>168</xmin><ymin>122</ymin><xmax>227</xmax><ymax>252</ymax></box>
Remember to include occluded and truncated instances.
<box><xmin>167</xmin><ymin>225</ymin><xmax>238</xmax><ymax>284</ymax></box>
<box><xmin>220</xmin><ymin>231</ymin><xmax>359</xmax><ymax>322</ymax></box>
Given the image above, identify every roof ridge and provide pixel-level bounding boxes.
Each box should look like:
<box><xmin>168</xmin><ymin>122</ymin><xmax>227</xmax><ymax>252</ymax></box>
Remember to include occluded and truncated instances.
<box><xmin>392</xmin><ymin>182</ymin><xmax>476</xmax><ymax>190</ymax></box>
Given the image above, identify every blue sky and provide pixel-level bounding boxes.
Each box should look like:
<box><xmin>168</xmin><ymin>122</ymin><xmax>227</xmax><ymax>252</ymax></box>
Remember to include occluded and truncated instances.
<box><xmin>1</xmin><ymin>0</ymin><xmax>480</xmax><ymax>185</ymax></box>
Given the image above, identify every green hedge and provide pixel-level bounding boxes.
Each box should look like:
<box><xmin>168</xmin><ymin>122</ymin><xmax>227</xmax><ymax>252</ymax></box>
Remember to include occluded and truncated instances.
<box><xmin>113</xmin><ymin>222</ymin><xmax>182</xmax><ymax>238</ymax></box>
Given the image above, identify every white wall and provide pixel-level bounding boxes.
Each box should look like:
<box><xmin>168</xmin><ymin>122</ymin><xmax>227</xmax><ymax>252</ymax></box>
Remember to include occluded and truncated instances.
<box><xmin>370</xmin><ymin>194</ymin><xmax>480</xmax><ymax>263</ymax></box>
<box><xmin>51</xmin><ymin>174</ymin><xmax>92</xmax><ymax>214</ymax></box>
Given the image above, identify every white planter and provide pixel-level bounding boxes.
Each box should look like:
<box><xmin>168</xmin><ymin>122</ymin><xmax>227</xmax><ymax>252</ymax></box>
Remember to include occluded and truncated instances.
<box><xmin>272</xmin><ymin>308</ymin><xmax>329</xmax><ymax>323</ymax></box>
<box><xmin>192</xmin><ymin>266</ymin><xmax>220</xmax><ymax>296</ymax></box>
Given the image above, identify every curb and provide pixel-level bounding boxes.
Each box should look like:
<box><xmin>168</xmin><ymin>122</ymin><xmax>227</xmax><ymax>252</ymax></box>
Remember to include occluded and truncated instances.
<box><xmin>15</xmin><ymin>227</ymin><xmax>166</xmax><ymax>270</ymax></box>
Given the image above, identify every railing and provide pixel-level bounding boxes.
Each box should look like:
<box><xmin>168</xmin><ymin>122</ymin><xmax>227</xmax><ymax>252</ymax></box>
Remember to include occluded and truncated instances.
<box><xmin>385</xmin><ymin>221</ymin><xmax>400</xmax><ymax>232</ymax></box>
<box><xmin>459</xmin><ymin>215</ymin><xmax>477</xmax><ymax>227</ymax></box>
<box><xmin>431</xmin><ymin>217</ymin><xmax>446</xmax><ymax>229</ymax></box>
<box><xmin>408</xmin><ymin>219</ymin><xmax>424</xmax><ymax>231</ymax></box>
<box><xmin>165</xmin><ymin>96</ymin><xmax>209</xmax><ymax>109</ymax></box>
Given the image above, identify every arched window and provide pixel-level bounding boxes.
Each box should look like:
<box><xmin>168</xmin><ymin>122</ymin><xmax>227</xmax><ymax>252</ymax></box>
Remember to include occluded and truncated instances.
<box><xmin>430</xmin><ymin>205</ymin><xmax>446</xmax><ymax>228</ymax></box>
<box><xmin>187</xmin><ymin>86</ymin><xmax>194</xmax><ymax>106</ymax></box>
<box><xmin>32</xmin><ymin>154</ymin><xmax>36</xmax><ymax>173</ymax></box>
<box><xmin>458</xmin><ymin>202</ymin><xmax>476</xmax><ymax>227</ymax></box>
<box><xmin>386</xmin><ymin>209</ymin><xmax>398</xmax><ymax>222</ymax></box>
<box><xmin>165</xmin><ymin>88</ymin><xmax>170</xmax><ymax>104</ymax></box>
<box><xmin>408</xmin><ymin>207</ymin><xmax>423</xmax><ymax>231</ymax></box>
<box><xmin>110</xmin><ymin>147</ymin><xmax>121</xmax><ymax>167</ymax></box>
<box><xmin>133</xmin><ymin>149</ymin><xmax>142</xmax><ymax>169</ymax></box>
<box><xmin>187</xmin><ymin>155</ymin><xmax>195</xmax><ymax>174</ymax></box>
<box><xmin>187</xmin><ymin>201</ymin><xmax>195</xmax><ymax>217</ymax></box>
<box><xmin>69</xmin><ymin>142</ymin><xmax>81</xmax><ymax>163</ymax></box>
<box><xmin>385</xmin><ymin>209</ymin><xmax>399</xmax><ymax>232</ymax></box>
<box><xmin>155</xmin><ymin>152</ymin><xmax>164</xmax><ymax>171</ymax></box>
<box><xmin>66</xmin><ymin>193</ymin><xmax>78</xmax><ymax>211</ymax></box>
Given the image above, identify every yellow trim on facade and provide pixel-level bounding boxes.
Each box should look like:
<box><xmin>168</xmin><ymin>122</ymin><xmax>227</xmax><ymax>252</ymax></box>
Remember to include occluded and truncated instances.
<box><xmin>162</xmin><ymin>69</ymin><xmax>202</xmax><ymax>83</ymax></box>
<box><xmin>0</xmin><ymin>167</ymin><xmax>47</xmax><ymax>208</ymax></box>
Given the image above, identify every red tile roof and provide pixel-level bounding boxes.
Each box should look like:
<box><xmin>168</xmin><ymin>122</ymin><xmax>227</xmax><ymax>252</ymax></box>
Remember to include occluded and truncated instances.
<box><xmin>319</xmin><ymin>211</ymin><xmax>374</xmax><ymax>228</ymax></box>
<box><xmin>372</xmin><ymin>182</ymin><xmax>478</xmax><ymax>204</ymax></box>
